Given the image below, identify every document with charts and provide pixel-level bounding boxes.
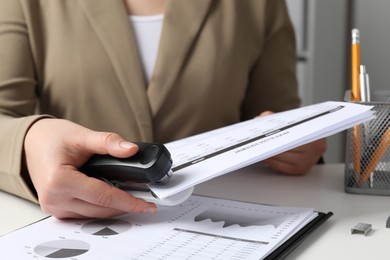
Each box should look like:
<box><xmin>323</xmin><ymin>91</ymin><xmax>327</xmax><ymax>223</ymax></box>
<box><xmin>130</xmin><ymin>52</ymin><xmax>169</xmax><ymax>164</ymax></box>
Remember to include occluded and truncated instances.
<box><xmin>0</xmin><ymin>195</ymin><xmax>326</xmax><ymax>260</ymax></box>
<box><xmin>149</xmin><ymin>101</ymin><xmax>374</xmax><ymax>199</ymax></box>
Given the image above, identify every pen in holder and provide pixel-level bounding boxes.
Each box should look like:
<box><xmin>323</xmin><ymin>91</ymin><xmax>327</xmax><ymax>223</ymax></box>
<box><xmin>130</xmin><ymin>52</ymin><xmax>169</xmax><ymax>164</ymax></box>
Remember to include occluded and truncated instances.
<box><xmin>345</xmin><ymin>90</ymin><xmax>390</xmax><ymax>195</ymax></box>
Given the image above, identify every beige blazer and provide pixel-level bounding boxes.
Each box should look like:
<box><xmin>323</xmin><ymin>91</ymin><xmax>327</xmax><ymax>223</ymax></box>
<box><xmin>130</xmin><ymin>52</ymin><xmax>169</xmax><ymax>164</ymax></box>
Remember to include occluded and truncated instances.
<box><xmin>0</xmin><ymin>0</ymin><xmax>300</xmax><ymax>201</ymax></box>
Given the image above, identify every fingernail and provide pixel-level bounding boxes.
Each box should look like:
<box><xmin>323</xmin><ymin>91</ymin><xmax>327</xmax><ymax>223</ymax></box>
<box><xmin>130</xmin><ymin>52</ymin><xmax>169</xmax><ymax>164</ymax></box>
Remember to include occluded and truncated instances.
<box><xmin>143</xmin><ymin>207</ymin><xmax>157</xmax><ymax>214</ymax></box>
<box><xmin>120</xmin><ymin>141</ymin><xmax>136</xmax><ymax>149</ymax></box>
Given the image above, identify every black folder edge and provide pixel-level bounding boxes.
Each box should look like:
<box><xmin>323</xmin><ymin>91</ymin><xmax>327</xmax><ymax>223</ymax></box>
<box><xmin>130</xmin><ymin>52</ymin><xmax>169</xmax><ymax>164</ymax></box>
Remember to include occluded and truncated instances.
<box><xmin>264</xmin><ymin>211</ymin><xmax>333</xmax><ymax>260</ymax></box>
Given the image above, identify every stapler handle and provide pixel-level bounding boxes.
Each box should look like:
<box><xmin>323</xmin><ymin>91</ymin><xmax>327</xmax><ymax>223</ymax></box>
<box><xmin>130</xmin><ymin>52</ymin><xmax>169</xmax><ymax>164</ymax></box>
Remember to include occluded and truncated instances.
<box><xmin>79</xmin><ymin>142</ymin><xmax>172</xmax><ymax>184</ymax></box>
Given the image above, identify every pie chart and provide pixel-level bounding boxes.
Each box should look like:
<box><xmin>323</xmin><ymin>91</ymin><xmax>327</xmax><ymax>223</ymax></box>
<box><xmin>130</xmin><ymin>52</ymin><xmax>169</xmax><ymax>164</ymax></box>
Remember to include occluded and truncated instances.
<box><xmin>34</xmin><ymin>239</ymin><xmax>89</xmax><ymax>258</ymax></box>
<box><xmin>81</xmin><ymin>218</ymin><xmax>132</xmax><ymax>236</ymax></box>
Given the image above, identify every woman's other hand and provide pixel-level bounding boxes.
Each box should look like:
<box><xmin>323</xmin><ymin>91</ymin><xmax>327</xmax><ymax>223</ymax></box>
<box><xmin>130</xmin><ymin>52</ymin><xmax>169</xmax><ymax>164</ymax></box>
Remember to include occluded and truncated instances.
<box><xmin>258</xmin><ymin>111</ymin><xmax>327</xmax><ymax>175</ymax></box>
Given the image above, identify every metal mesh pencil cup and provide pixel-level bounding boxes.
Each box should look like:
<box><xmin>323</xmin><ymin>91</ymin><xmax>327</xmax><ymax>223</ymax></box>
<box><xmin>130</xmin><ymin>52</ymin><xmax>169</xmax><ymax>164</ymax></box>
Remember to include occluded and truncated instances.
<box><xmin>344</xmin><ymin>90</ymin><xmax>390</xmax><ymax>195</ymax></box>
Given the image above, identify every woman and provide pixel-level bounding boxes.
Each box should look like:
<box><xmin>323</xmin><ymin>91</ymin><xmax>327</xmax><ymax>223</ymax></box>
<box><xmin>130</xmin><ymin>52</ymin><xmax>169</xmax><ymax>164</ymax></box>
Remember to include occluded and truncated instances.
<box><xmin>0</xmin><ymin>0</ymin><xmax>326</xmax><ymax>219</ymax></box>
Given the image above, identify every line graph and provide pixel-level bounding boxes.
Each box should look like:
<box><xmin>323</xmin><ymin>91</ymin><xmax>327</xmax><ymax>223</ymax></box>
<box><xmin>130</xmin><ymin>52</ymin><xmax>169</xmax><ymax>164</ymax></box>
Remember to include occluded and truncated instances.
<box><xmin>194</xmin><ymin>206</ymin><xmax>290</xmax><ymax>228</ymax></box>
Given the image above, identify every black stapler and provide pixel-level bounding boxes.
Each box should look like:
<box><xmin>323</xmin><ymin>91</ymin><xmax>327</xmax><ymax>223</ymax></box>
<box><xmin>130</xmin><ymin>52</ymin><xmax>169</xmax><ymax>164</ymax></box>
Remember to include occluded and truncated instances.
<box><xmin>80</xmin><ymin>142</ymin><xmax>192</xmax><ymax>206</ymax></box>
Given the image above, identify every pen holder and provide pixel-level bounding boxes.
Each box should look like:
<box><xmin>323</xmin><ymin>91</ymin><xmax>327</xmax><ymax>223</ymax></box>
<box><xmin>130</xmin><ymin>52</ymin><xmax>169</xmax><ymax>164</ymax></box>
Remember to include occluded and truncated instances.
<box><xmin>344</xmin><ymin>90</ymin><xmax>390</xmax><ymax>195</ymax></box>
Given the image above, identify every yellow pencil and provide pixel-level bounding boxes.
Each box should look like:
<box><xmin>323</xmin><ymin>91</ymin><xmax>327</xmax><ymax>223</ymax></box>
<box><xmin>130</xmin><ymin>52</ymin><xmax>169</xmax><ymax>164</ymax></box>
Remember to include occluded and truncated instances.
<box><xmin>352</xmin><ymin>126</ymin><xmax>361</xmax><ymax>177</ymax></box>
<box><xmin>359</xmin><ymin>126</ymin><xmax>390</xmax><ymax>186</ymax></box>
<box><xmin>351</xmin><ymin>29</ymin><xmax>362</xmax><ymax>177</ymax></box>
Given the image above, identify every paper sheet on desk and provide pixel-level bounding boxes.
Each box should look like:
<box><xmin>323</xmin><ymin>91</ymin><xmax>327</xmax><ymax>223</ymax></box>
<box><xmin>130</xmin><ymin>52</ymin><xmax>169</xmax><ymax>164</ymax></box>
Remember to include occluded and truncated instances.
<box><xmin>0</xmin><ymin>195</ymin><xmax>319</xmax><ymax>260</ymax></box>
<box><xmin>149</xmin><ymin>101</ymin><xmax>375</xmax><ymax>199</ymax></box>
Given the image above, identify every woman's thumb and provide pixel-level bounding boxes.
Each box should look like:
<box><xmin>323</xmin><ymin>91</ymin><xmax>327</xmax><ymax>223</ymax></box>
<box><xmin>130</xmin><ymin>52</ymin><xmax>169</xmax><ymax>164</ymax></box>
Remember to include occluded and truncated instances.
<box><xmin>82</xmin><ymin>131</ymin><xmax>139</xmax><ymax>158</ymax></box>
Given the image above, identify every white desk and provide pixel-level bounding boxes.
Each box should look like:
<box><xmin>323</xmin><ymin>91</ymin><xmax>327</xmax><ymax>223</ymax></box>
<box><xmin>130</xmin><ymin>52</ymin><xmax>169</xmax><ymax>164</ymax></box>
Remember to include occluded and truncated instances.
<box><xmin>1</xmin><ymin>164</ymin><xmax>390</xmax><ymax>259</ymax></box>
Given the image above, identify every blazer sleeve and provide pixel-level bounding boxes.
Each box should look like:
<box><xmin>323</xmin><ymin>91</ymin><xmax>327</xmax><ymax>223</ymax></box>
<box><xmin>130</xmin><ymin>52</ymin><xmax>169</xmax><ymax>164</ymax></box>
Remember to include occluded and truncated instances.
<box><xmin>241</xmin><ymin>0</ymin><xmax>301</xmax><ymax>120</ymax></box>
<box><xmin>0</xmin><ymin>0</ymin><xmax>50</xmax><ymax>202</ymax></box>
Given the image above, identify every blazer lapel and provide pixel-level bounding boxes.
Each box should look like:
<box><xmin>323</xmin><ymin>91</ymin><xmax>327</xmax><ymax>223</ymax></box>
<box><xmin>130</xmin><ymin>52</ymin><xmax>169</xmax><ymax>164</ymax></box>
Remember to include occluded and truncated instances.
<box><xmin>77</xmin><ymin>0</ymin><xmax>153</xmax><ymax>140</ymax></box>
<box><xmin>147</xmin><ymin>0</ymin><xmax>213</xmax><ymax>115</ymax></box>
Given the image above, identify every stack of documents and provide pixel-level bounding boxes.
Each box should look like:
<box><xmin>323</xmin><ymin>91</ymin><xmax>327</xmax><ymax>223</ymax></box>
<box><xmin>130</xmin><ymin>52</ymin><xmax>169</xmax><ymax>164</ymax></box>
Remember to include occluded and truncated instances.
<box><xmin>149</xmin><ymin>101</ymin><xmax>375</xmax><ymax>199</ymax></box>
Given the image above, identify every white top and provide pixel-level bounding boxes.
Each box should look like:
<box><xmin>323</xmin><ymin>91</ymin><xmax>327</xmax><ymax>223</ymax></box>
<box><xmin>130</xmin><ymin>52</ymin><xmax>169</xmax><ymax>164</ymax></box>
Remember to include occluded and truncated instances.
<box><xmin>129</xmin><ymin>14</ymin><xmax>164</xmax><ymax>85</ymax></box>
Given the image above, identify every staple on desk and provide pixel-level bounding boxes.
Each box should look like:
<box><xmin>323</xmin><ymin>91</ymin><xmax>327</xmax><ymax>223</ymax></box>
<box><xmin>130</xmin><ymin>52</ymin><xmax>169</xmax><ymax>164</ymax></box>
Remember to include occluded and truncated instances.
<box><xmin>351</xmin><ymin>223</ymin><xmax>372</xmax><ymax>236</ymax></box>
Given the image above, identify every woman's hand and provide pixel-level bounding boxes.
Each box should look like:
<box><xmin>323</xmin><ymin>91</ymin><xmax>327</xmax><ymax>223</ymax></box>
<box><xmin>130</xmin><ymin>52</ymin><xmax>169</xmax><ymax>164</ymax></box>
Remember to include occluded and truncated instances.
<box><xmin>24</xmin><ymin>118</ymin><xmax>157</xmax><ymax>219</ymax></box>
<box><xmin>258</xmin><ymin>111</ymin><xmax>327</xmax><ymax>175</ymax></box>
<box><xmin>262</xmin><ymin>139</ymin><xmax>327</xmax><ymax>175</ymax></box>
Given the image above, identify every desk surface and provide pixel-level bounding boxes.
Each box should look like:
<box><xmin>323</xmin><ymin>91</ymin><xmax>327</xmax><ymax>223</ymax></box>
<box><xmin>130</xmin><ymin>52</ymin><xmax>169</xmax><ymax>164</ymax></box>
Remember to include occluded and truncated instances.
<box><xmin>1</xmin><ymin>164</ymin><xmax>390</xmax><ymax>259</ymax></box>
